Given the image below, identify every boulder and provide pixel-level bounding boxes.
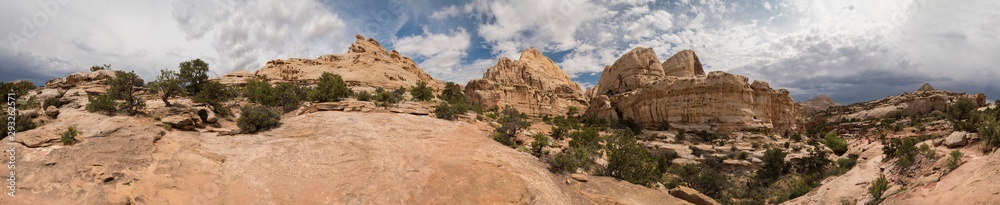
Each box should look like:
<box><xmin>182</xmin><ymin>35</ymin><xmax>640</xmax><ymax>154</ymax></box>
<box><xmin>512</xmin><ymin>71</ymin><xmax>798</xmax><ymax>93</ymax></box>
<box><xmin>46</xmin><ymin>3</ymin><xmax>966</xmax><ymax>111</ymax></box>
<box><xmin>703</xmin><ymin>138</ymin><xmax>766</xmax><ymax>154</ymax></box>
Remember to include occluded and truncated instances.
<box><xmin>36</xmin><ymin>88</ymin><xmax>62</xmax><ymax>102</ymax></box>
<box><xmin>162</xmin><ymin>115</ymin><xmax>198</xmax><ymax>131</ymax></box>
<box><xmin>45</xmin><ymin>106</ymin><xmax>59</xmax><ymax>118</ymax></box>
<box><xmin>20</xmin><ymin>109</ymin><xmax>41</xmax><ymax>118</ymax></box>
<box><xmin>669</xmin><ymin>186</ymin><xmax>721</xmax><ymax>205</ymax></box>
<box><xmin>945</xmin><ymin>132</ymin><xmax>968</xmax><ymax>148</ymax></box>
<box><xmin>465</xmin><ymin>48</ymin><xmax>588</xmax><ymax>117</ymax></box>
<box><xmin>570</xmin><ymin>173</ymin><xmax>589</xmax><ymax>182</ymax></box>
<box><xmin>194</xmin><ymin>107</ymin><xmax>218</xmax><ymax>124</ymax></box>
<box><xmin>662</xmin><ymin>50</ymin><xmax>705</xmax><ymax>77</ymax></box>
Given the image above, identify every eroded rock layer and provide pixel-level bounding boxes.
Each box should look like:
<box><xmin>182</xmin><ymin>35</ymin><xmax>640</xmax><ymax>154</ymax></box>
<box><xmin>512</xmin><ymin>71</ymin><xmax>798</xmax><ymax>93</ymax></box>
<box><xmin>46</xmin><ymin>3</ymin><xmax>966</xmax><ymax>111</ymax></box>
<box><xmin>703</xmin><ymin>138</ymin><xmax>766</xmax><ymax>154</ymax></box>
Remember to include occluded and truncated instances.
<box><xmin>465</xmin><ymin>48</ymin><xmax>588</xmax><ymax>117</ymax></box>
<box><xmin>585</xmin><ymin>49</ymin><xmax>804</xmax><ymax>134</ymax></box>
<box><xmin>253</xmin><ymin>34</ymin><xmax>443</xmax><ymax>89</ymax></box>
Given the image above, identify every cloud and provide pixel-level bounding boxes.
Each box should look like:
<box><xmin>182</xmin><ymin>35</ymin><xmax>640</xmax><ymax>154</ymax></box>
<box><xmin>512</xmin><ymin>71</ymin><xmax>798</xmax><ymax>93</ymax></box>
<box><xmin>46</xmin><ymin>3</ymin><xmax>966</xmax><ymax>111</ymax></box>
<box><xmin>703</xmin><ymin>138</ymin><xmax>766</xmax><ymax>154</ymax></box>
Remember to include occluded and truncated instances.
<box><xmin>392</xmin><ymin>28</ymin><xmax>475</xmax><ymax>83</ymax></box>
<box><xmin>467</xmin><ymin>0</ymin><xmax>609</xmax><ymax>57</ymax></box>
<box><xmin>172</xmin><ymin>0</ymin><xmax>350</xmax><ymax>74</ymax></box>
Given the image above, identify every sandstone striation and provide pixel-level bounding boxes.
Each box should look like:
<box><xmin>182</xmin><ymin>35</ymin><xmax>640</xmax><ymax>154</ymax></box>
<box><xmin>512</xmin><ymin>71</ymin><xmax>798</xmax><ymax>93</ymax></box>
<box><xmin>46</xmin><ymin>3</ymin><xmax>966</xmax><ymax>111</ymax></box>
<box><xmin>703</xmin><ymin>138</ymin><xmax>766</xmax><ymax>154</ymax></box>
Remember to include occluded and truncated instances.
<box><xmin>584</xmin><ymin>49</ymin><xmax>804</xmax><ymax>134</ymax></box>
<box><xmin>253</xmin><ymin>34</ymin><xmax>443</xmax><ymax>89</ymax></box>
<box><xmin>465</xmin><ymin>48</ymin><xmax>588</xmax><ymax>116</ymax></box>
<box><xmin>801</xmin><ymin>94</ymin><xmax>839</xmax><ymax>116</ymax></box>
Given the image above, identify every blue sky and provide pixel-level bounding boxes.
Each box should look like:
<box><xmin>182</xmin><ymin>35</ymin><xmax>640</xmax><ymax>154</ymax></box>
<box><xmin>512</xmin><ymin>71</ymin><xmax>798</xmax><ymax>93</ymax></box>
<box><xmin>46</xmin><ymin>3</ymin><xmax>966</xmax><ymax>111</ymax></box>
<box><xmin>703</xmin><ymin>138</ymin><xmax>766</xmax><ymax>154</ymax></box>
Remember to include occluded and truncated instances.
<box><xmin>1</xmin><ymin>0</ymin><xmax>998</xmax><ymax>104</ymax></box>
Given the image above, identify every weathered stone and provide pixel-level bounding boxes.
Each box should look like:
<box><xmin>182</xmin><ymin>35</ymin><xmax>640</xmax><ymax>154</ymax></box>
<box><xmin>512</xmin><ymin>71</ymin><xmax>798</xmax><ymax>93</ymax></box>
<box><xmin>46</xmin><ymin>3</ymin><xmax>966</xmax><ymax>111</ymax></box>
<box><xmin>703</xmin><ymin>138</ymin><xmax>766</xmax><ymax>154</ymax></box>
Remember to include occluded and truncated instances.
<box><xmin>45</xmin><ymin>106</ymin><xmax>60</xmax><ymax>118</ymax></box>
<box><xmin>20</xmin><ymin>109</ymin><xmax>41</xmax><ymax>118</ymax></box>
<box><xmin>662</xmin><ymin>50</ymin><xmax>705</xmax><ymax>77</ymax></box>
<box><xmin>194</xmin><ymin>107</ymin><xmax>218</xmax><ymax>124</ymax></box>
<box><xmin>585</xmin><ymin>49</ymin><xmax>803</xmax><ymax>134</ymax></box>
<box><xmin>212</xmin><ymin>70</ymin><xmax>253</xmax><ymax>86</ymax></box>
<box><xmin>669</xmin><ymin>186</ymin><xmax>722</xmax><ymax>205</ymax></box>
<box><xmin>162</xmin><ymin>115</ymin><xmax>198</xmax><ymax>131</ymax></box>
<box><xmin>252</xmin><ymin>34</ymin><xmax>442</xmax><ymax>90</ymax></box>
<box><xmin>570</xmin><ymin>173</ymin><xmax>589</xmax><ymax>182</ymax></box>
<box><xmin>945</xmin><ymin>131</ymin><xmax>968</xmax><ymax>148</ymax></box>
<box><xmin>801</xmin><ymin>94</ymin><xmax>839</xmax><ymax>116</ymax></box>
<box><xmin>465</xmin><ymin>48</ymin><xmax>588</xmax><ymax>117</ymax></box>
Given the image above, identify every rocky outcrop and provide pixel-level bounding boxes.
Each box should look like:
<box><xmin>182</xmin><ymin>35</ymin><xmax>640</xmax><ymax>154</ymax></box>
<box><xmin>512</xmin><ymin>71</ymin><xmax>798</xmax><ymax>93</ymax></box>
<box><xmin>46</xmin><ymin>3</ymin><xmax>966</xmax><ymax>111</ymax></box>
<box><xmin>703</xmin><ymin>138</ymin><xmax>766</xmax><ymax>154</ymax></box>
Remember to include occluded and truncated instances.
<box><xmin>585</xmin><ymin>49</ymin><xmax>804</xmax><ymax>134</ymax></box>
<box><xmin>801</xmin><ymin>94</ymin><xmax>839</xmax><ymax>116</ymax></box>
<box><xmin>252</xmin><ymin>34</ymin><xmax>443</xmax><ymax>90</ymax></box>
<box><xmin>212</xmin><ymin>69</ymin><xmax>253</xmax><ymax>86</ymax></box>
<box><xmin>465</xmin><ymin>48</ymin><xmax>588</xmax><ymax>117</ymax></box>
<box><xmin>813</xmin><ymin>84</ymin><xmax>987</xmax><ymax>121</ymax></box>
<box><xmin>917</xmin><ymin>83</ymin><xmax>936</xmax><ymax>92</ymax></box>
<box><xmin>669</xmin><ymin>186</ymin><xmax>721</xmax><ymax>205</ymax></box>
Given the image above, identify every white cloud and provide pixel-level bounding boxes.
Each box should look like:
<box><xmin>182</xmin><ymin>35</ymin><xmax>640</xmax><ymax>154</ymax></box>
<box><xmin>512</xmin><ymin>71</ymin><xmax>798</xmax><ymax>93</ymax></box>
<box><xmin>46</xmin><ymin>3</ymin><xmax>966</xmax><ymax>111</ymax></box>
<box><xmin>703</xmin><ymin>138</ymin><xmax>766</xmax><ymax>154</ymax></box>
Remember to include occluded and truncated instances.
<box><xmin>468</xmin><ymin>0</ymin><xmax>609</xmax><ymax>58</ymax></box>
<box><xmin>763</xmin><ymin>1</ymin><xmax>772</xmax><ymax>10</ymax></box>
<box><xmin>392</xmin><ymin>28</ymin><xmax>474</xmax><ymax>83</ymax></box>
<box><xmin>625</xmin><ymin>10</ymin><xmax>674</xmax><ymax>40</ymax></box>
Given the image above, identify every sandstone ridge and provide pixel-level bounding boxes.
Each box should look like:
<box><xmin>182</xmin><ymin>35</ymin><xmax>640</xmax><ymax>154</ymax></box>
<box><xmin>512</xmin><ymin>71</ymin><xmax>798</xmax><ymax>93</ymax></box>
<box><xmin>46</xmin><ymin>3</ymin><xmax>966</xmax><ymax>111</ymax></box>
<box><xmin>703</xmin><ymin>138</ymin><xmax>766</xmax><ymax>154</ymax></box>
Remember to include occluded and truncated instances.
<box><xmin>465</xmin><ymin>48</ymin><xmax>588</xmax><ymax>116</ymax></box>
<box><xmin>252</xmin><ymin>34</ymin><xmax>443</xmax><ymax>89</ymax></box>
<box><xmin>585</xmin><ymin>48</ymin><xmax>804</xmax><ymax>134</ymax></box>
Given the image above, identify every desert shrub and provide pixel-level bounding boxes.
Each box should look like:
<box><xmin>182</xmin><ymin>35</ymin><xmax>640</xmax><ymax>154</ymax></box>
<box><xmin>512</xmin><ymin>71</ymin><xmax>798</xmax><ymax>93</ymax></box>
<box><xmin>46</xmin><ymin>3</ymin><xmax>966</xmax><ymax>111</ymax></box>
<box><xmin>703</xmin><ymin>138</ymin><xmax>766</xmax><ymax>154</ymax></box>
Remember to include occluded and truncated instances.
<box><xmin>616</xmin><ymin>118</ymin><xmax>642</xmax><ymax>135</ymax></box>
<box><xmin>837</xmin><ymin>157</ymin><xmax>857</xmax><ymax>170</ymax></box>
<box><xmin>273</xmin><ymin>82</ymin><xmax>308</xmax><ymax>112</ymax></box>
<box><xmin>675</xmin><ymin>129</ymin><xmax>686</xmax><ymax>141</ymax></box>
<box><xmin>869</xmin><ymin>174</ymin><xmax>889</xmax><ymax>201</ymax></box>
<box><xmin>606</xmin><ymin>131</ymin><xmax>661</xmax><ymax>187</ymax></box>
<box><xmin>1</xmin><ymin>111</ymin><xmax>38</xmax><ymax>139</ymax></box>
<box><xmin>434</xmin><ymin>102</ymin><xmax>467</xmax><ymax>121</ymax></box>
<box><xmin>567</xmin><ymin>106</ymin><xmax>579</xmax><ymax>118</ymax></box>
<box><xmin>178</xmin><ymin>59</ymin><xmax>210</xmax><ymax>95</ymax></box>
<box><xmin>60</xmin><ymin>126</ymin><xmax>78</xmax><ymax>145</ymax></box>
<box><xmin>244</xmin><ymin>79</ymin><xmax>274</xmax><ymax>105</ymax></box>
<box><xmin>438</xmin><ymin>82</ymin><xmax>465</xmax><ymax>104</ymax></box>
<box><xmin>530</xmin><ymin>133</ymin><xmax>550</xmax><ymax>158</ymax></box>
<box><xmin>373</xmin><ymin>87</ymin><xmax>404</xmax><ymax>107</ymax></box>
<box><xmin>90</xmin><ymin>64</ymin><xmax>111</xmax><ymax>71</ymax></box>
<box><xmin>949</xmin><ymin>150</ymin><xmax>962</xmax><ymax>170</ymax></box>
<box><xmin>791</xmin><ymin>133</ymin><xmax>802</xmax><ymax>142</ymax></box>
<box><xmin>42</xmin><ymin>93</ymin><xmax>64</xmax><ymax>108</ymax></box>
<box><xmin>549</xmin><ymin>127</ymin><xmax>603</xmax><ymax>173</ymax></box>
<box><xmin>796</xmin><ymin>145</ymin><xmax>831</xmax><ymax>176</ymax></box>
<box><xmin>106</xmin><ymin>70</ymin><xmax>146</xmax><ymax>115</ymax></box>
<box><xmin>979</xmin><ymin>113</ymin><xmax>999</xmax><ymax>153</ymax></box>
<box><xmin>549</xmin><ymin>116</ymin><xmax>579</xmax><ymax>140</ymax></box>
<box><xmin>355</xmin><ymin>90</ymin><xmax>372</xmax><ymax>101</ymax></box>
<box><xmin>309</xmin><ymin>72</ymin><xmax>351</xmax><ymax>102</ymax></box>
<box><xmin>689</xmin><ymin>145</ymin><xmax>703</xmax><ymax>157</ymax></box>
<box><xmin>494</xmin><ymin>107</ymin><xmax>529</xmax><ymax>147</ymax></box>
<box><xmin>1</xmin><ymin>81</ymin><xmax>36</xmax><ymax>97</ymax></box>
<box><xmin>409</xmin><ymin>80</ymin><xmax>434</xmax><ymax>101</ymax></box>
<box><xmin>920</xmin><ymin>143</ymin><xmax>935</xmax><ymax>159</ymax></box>
<box><xmin>85</xmin><ymin>94</ymin><xmax>116</xmax><ymax>114</ymax></box>
<box><xmin>755</xmin><ymin>148</ymin><xmax>788</xmax><ymax>186</ymax></box>
<box><xmin>883</xmin><ymin>137</ymin><xmax>918</xmax><ymax>170</ymax></box>
<box><xmin>149</xmin><ymin>69</ymin><xmax>185</xmax><ymax>106</ymax></box>
<box><xmin>672</xmin><ymin>157</ymin><xmax>729</xmax><ymax>200</ymax></box>
<box><xmin>948</xmin><ymin>98</ymin><xmax>977</xmax><ymax>123</ymax></box>
<box><xmin>193</xmin><ymin>81</ymin><xmax>234</xmax><ymax>117</ymax></box>
<box><xmin>237</xmin><ymin>104</ymin><xmax>281</xmax><ymax>133</ymax></box>
<box><xmin>824</xmin><ymin>131</ymin><xmax>849</xmax><ymax>156</ymax></box>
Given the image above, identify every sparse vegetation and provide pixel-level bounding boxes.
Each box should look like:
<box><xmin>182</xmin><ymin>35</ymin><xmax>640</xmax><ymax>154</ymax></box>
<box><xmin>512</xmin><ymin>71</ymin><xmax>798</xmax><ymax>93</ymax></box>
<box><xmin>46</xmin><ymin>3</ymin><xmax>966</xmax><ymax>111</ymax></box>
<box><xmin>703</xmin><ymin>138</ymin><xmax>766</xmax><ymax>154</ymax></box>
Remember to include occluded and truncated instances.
<box><xmin>409</xmin><ymin>80</ymin><xmax>434</xmax><ymax>101</ymax></box>
<box><xmin>1</xmin><ymin>81</ymin><xmax>36</xmax><ymax>97</ymax></box>
<box><xmin>149</xmin><ymin>69</ymin><xmax>185</xmax><ymax>106</ymax></box>
<box><xmin>60</xmin><ymin>126</ymin><xmax>78</xmax><ymax>145</ymax></box>
<box><xmin>949</xmin><ymin>150</ymin><xmax>962</xmax><ymax>170</ymax></box>
<box><xmin>567</xmin><ymin>106</ymin><xmax>579</xmax><ymax>118</ymax></box>
<box><xmin>93</xmin><ymin>70</ymin><xmax>145</xmax><ymax>115</ymax></box>
<box><xmin>530</xmin><ymin>133</ymin><xmax>550</xmax><ymax>158</ymax></box>
<box><xmin>178</xmin><ymin>59</ymin><xmax>210</xmax><ymax>95</ymax></box>
<box><xmin>433</xmin><ymin>102</ymin><xmax>467</xmax><ymax>121</ymax></box>
<box><xmin>42</xmin><ymin>93</ymin><xmax>64</xmax><ymax>108</ymax></box>
<box><xmin>920</xmin><ymin>143</ymin><xmax>935</xmax><ymax>159</ymax></box>
<box><xmin>755</xmin><ymin>148</ymin><xmax>787</xmax><ymax>186</ymax></box>
<box><xmin>193</xmin><ymin>81</ymin><xmax>234</xmax><ymax>117</ymax></box>
<box><xmin>85</xmin><ymin>94</ymin><xmax>116</xmax><ymax>114</ymax></box>
<box><xmin>824</xmin><ymin>131</ymin><xmax>849</xmax><ymax>156</ymax></box>
<box><xmin>373</xmin><ymin>87</ymin><xmax>404</xmax><ymax>107</ymax></box>
<box><xmin>672</xmin><ymin>157</ymin><xmax>729</xmax><ymax>200</ymax></box>
<box><xmin>308</xmin><ymin>72</ymin><xmax>352</xmax><ymax>102</ymax></box>
<box><xmin>1</xmin><ymin>111</ymin><xmax>37</xmax><ymax>139</ymax></box>
<box><xmin>493</xmin><ymin>107</ymin><xmax>529</xmax><ymax>147</ymax></box>
<box><xmin>869</xmin><ymin>174</ymin><xmax>889</xmax><ymax>201</ymax></box>
<box><xmin>549</xmin><ymin>127</ymin><xmax>601</xmax><ymax>173</ymax></box>
<box><xmin>90</xmin><ymin>64</ymin><xmax>110</xmax><ymax>72</ymax></box>
<box><xmin>355</xmin><ymin>90</ymin><xmax>373</xmax><ymax>101</ymax></box>
<box><xmin>237</xmin><ymin>104</ymin><xmax>282</xmax><ymax>134</ymax></box>
<box><xmin>606</xmin><ymin>131</ymin><xmax>662</xmax><ymax>187</ymax></box>
<box><xmin>978</xmin><ymin>112</ymin><xmax>999</xmax><ymax>153</ymax></box>
<box><xmin>244</xmin><ymin>79</ymin><xmax>308</xmax><ymax>113</ymax></box>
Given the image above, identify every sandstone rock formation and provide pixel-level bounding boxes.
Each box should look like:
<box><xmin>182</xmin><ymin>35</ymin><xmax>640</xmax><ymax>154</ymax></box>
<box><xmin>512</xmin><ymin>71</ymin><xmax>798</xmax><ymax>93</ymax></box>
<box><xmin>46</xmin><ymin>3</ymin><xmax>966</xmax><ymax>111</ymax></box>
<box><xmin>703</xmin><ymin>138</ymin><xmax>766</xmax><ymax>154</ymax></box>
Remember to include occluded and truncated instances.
<box><xmin>211</xmin><ymin>69</ymin><xmax>253</xmax><ymax>86</ymax></box>
<box><xmin>253</xmin><ymin>34</ymin><xmax>443</xmax><ymax>89</ymax></box>
<box><xmin>801</xmin><ymin>94</ymin><xmax>839</xmax><ymax>116</ymax></box>
<box><xmin>465</xmin><ymin>48</ymin><xmax>588</xmax><ymax>117</ymax></box>
<box><xmin>917</xmin><ymin>82</ymin><xmax>936</xmax><ymax>92</ymax></box>
<box><xmin>585</xmin><ymin>48</ymin><xmax>804</xmax><ymax>134</ymax></box>
<box><xmin>813</xmin><ymin>84</ymin><xmax>987</xmax><ymax>121</ymax></box>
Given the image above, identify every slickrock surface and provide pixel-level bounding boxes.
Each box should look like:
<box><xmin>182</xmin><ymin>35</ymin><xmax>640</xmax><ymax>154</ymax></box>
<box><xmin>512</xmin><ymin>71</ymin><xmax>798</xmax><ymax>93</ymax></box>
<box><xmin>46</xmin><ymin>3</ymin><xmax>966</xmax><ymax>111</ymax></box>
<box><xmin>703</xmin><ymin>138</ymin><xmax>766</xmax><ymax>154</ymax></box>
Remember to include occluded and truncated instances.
<box><xmin>253</xmin><ymin>34</ymin><xmax>443</xmax><ymax>89</ymax></box>
<box><xmin>465</xmin><ymin>48</ymin><xmax>588</xmax><ymax>116</ymax></box>
<box><xmin>585</xmin><ymin>48</ymin><xmax>804</xmax><ymax>134</ymax></box>
<box><xmin>813</xmin><ymin>83</ymin><xmax>986</xmax><ymax>121</ymax></box>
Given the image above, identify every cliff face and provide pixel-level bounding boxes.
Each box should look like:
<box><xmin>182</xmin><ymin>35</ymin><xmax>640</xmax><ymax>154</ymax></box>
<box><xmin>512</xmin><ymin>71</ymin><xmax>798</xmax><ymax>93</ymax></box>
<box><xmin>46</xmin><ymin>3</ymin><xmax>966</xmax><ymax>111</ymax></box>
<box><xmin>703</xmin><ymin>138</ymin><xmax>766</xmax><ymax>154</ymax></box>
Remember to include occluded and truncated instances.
<box><xmin>253</xmin><ymin>34</ymin><xmax>442</xmax><ymax>89</ymax></box>
<box><xmin>465</xmin><ymin>48</ymin><xmax>588</xmax><ymax>117</ymax></box>
<box><xmin>801</xmin><ymin>95</ymin><xmax>839</xmax><ymax>116</ymax></box>
<box><xmin>585</xmin><ymin>48</ymin><xmax>804</xmax><ymax>134</ymax></box>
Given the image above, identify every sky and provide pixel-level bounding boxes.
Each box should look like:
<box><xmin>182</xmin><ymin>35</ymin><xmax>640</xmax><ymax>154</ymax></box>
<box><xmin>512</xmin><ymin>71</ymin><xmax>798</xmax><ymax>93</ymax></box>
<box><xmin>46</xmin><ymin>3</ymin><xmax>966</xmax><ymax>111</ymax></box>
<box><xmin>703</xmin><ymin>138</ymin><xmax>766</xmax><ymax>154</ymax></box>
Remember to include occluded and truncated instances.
<box><xmin>1</xmin><ymin>0</ymin><xmax>998</xmax><ymax>104</ymax></box>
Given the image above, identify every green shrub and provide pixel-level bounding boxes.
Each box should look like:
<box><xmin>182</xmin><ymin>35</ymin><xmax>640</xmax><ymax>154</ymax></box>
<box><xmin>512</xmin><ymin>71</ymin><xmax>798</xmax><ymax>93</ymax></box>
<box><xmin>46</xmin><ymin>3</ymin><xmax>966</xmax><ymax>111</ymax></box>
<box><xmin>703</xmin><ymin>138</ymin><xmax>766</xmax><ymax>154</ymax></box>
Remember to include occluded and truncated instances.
<box><xmin>273</xmin><ymin>82</ymin><xmax>308</xmax><ymax>112</ymax></box>
<box><xmin>796</xmin><ymin>145</ymin><xmax>831</xmax><ymax>176</ymax></box>
<box><xmin>90</xmin><ymin>64</ymin><xmax>110</xmax><ymax>72</ymax></box>
<box><xmin>948</xmin><ymin>99</ymin><xmax>977</xmax><ymax>123</ymax></box>
<box><xmin>549</xmin><ymin>127</ymin><xmax>603</xmax><ymax>173</ymax></box>
<box><xmin>949</xmin><ymin>150</ymin><xmax>962</xmax><ymax>170</ymax></box>
<box><xmin>309</xmin><ymin>72</ymin><xmax>351</xmax><ymax>102</ymax></box>
<box><xmin>979</xmin><ymin>113</ymin><xmax>999</xmax><ymax>153</ymax></box>
<box><xmin>1</xmin><ymin>111</ymin><xmax>37</xmax><ymax>139</ymax></box>
<box><xmin>409</xmin><ymin>80</ymin><xmax>434</xmax><ymax>101</ymax></box>
<box><xmin>672</xmin><ymin>158</ymin><xmax>730</xmax><ymax>200</ymax></box>
<box><xmin>755</xmin><ymin>148</ymin><xmax>787</xmax><ymax>185</ymax></box>
<box><xmin>739</xmin><ymin>151</ymin><xmax>749</xmax><ymax>160</ymax></box>
<box><xmin>244</xmin><ymin>79</ymin><xmax>274</xmax><ymax>105</ymax></box>
<box><xmin>42</xmin><ymin>94</ymin><xmax>63</xmax><ymax>108</ymax></box>
<box><xmin>567</xmin><ymin>106</ymin><xmax>579</xmax><ymax>118</ymax></box>
<box><xmin>494</xmin><ymin>107</ymin><xmax>529</xmax><ymax>148</ymax></box>
<box><xmin>606</xmin><ymin>131</ymin><xmax>662</xmax><ymax>187</ymax></box>
<box><xmin>438</xmin><ymin>82</ymin><xmax>465</xmax><ymax>104</ymax></box>
<box><xmin>869</xmin><ymin>174</ymin><xmax>889</xmax><ymax>201</ymax></box>
<box><xmin>60</xmin><ymin>126</ymin><xmax>78</xmax><ymax>145</ymax></box>
<box><xmin>178</xmin><ymin>59</ymin><xmax>210</xmax><ymax>95</ymax></box>
<box><xmin>530</xmin><ymin>133</ymin><xmax>550</xmax><ymax>157</ymax></box>
<box><xmin>824</xmin><ymin>131</ymin><xmax>849</xmax><ymax>156</ymax></box>
<box><xmin>434</xmin><ymin>102</ymin><xmax>467</xmax><ymax>121</ymax></box>
<box><xmin>237</xmin><ymin>104</ymin><xmax>281</xmax><ymax>133</ymax></box>
<box><xmin>106</xmin><ymin>70</ymin><xmax>146</xmax><ymax>115</ymax></box>
<box><xmin>676</xmin><ymin>129</ymin><xmax>686</xmax><ymax>141</ymax></box>
<box><xmin>1</xmin><ymin>81</ymin><xmax>36</xmax><ymax>97</ymax></box>
<box><xmin>85</xmin><ymin>94</ymin><xmax>116</xmax><ymax>114</ymax></box>
<box><xmin>355</xmin><ymin>90</ymin><xmax>373</xmax><ymax>101</ymax></box>
<box><xmin>887</xmin><ymin>137</ymin><xmax>919</xmax><ymax>170</ymax></box>
<box><xmin>193</xmin><ymin>81</ymin><xmax>234</xmax><ymax>117</ymax></box>
<box><xmin>837</xmin><ymin>157</ymin><xmax>857</xmax><ymax>170</ymax></box>
<box><xmin>374</xmin><ymin>87</ymin><xmax>404</xmax><ymax>107</ymax></box>
<box><xmin>920</xmin><ymin>143</ymin><xmax>935</xmax><ymax>159</ymax></box>
<box><xmin>149</xmin><ymin>69</ymin><xmax>185</xmax><ymax>106</ymax></box>
<box><xmin>791</xmin><ymin>133</ymin><xmax>802</xmax><ymax>142</ymax></box>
